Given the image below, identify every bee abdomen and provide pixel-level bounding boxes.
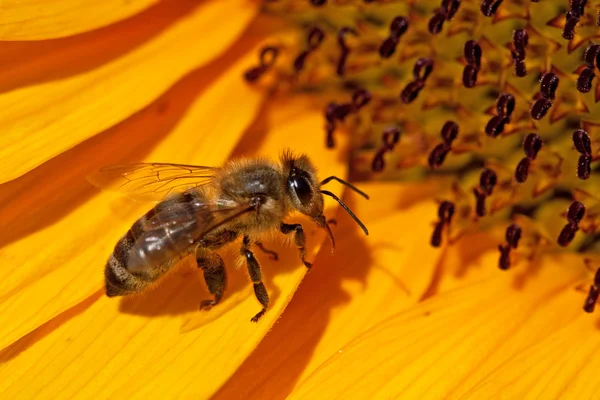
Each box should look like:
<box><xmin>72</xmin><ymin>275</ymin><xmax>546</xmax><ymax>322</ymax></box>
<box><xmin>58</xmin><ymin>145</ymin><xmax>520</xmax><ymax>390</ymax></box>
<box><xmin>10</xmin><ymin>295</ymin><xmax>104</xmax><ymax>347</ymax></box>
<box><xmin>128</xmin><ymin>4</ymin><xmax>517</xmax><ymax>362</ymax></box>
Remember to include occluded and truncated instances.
<box><xmin>105</xmin><ymin>229</ymin><xmax>154</xmax><ymax>297</ymax></box>
<box><xmin>104</xmin><ymin>191</ymin><xmax>202</xmax><ymax>297</ymax></box>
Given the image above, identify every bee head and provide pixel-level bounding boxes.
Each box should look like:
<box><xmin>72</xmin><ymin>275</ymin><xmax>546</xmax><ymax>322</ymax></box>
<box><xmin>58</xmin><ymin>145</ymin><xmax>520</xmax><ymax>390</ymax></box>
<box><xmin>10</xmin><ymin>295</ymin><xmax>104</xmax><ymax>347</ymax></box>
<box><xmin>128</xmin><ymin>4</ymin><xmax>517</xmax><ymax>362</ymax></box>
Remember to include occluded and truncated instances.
<box><xmin>281</xmin><ymin>151</ymin><xmax>324</xmax><ymax>219</ymax></box>
<box><xmin>281</xmin><ymin>151</ymin><xmax>369</xmax><ymax>250</ymax></box>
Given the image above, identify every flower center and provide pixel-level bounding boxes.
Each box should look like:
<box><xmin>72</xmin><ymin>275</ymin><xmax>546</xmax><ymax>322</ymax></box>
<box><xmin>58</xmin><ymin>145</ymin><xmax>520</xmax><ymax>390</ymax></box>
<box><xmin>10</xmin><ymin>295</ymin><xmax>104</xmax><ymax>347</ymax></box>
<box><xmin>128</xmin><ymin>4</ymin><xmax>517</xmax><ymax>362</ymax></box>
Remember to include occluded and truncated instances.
<box><xmin>245</xmin><ymin>0</ymin><xmax>600</xmax><ymax>312</ymax></box>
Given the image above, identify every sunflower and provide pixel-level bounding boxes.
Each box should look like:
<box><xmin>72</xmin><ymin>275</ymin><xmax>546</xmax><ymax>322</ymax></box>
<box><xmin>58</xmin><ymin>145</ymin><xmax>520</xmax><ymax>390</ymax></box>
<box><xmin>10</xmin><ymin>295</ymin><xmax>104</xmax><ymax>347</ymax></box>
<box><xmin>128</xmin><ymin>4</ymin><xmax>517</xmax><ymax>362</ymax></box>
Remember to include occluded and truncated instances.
<box><xmin>1</xmin><ymin>0</ymin><xmax>600</xmax><ymax>399</ymax></box>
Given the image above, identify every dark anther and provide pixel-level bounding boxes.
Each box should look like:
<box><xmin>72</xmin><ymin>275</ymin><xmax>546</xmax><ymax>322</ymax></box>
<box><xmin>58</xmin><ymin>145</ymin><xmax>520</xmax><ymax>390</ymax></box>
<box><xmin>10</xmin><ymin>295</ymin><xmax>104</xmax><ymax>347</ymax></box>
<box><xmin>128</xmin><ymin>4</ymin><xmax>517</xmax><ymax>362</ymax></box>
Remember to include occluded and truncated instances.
<box><xmin>337</xmin><ymin>27</ymin><xmax>357</xmax><ymax>76</ymax></box>
<box><xmin>540</xmin><ymin>72</ymin><xmax>559</xmax><ymax>100</ymax></box>
<box><xmin>570</xmin><ymin>0</ymin><xmax>587</xmax><ymax>19</ymax></box>
<box><xmin>573</xmin><ymin>129</ymin><xmax>591</xmax><ymax>154</ymax></box>
<box><xmin>498</xmin><ymin>244</ymin><xmax>511</xmax><ymax>270</ymax></box>
<box><xmin>379</xmin><ymin>37</ymin><xmax>399</xmax><ymax>58</ymax></box>
<box><xmin>372</xmin><ymin>149</ymin><xmax>386</xmax><ymax>172</ymax></box>
<box><xmin>295</xmin><ymin>28</ymin><xmax>324</xmax><ymax>71</ymax></box>
<box><xmin>562</xmin><ymin>13</ymin><xmax>579</xmax><ymax>41</ymax></box>
<box><xmin>390</xmin><ymin>16</ymin><xmax>409</xmax><ymax>38</ymax></box>
<box><xmin>413</xmin><ymin>58</ymin><xmax>434</xmax><ymax>81</ymax></box>
<box><xmin>400</xmin><ymin>80</ymin><xmax>425</xmax><ymax>104</ymax></box>
<box><xmin>598</xmin><ymin>9</ymin><xmax>600</xmax><ymax>26</ymax></box>
<box><xmin>338</xmin><ymin>27</ymin><xmax>356</xmax><ymax>51</ymax></box>
<box><xmin>530</xmin><ymin>97</ymin><xmax>553</xmax><ymax>120</ymax></box>
<box><xmin>335</xmin><ymin>103</ymin><xmax>353</xmax><ymax>120</ymax></box>
<box><xmin>485</xmin><ymin>115</ymin><xmax>508</xmax><ymax>137</ymax></box>
<box><xmin>464</xmin><ymin>40</ymin><xmax>482</xmax><ymax>68</ymax></box>
<box><xmin>438</xmin><ymin>201</ymin><xmax>455</xmax><ymax>223</ymax></box>
<box><xmin>594</xmin><ymin>268</ymin><xmax>600</xmax><ymax>287</ymax></box>
<box><xmin>511</xmin><ymin>29</ymin><xmax>528</xmax><ymax>77</ymax></box>
<box><xmin>311</xmin><ymin>0</ymin><xmax>326</xmax><ymax>5</ymax></box>
<box><xmin>431</xmin><ymin>221</ymin><xmax>445</xmax><ymax>247</ymax></box>
<box><xmin>441</xmin><ymin>121</ymin><xmax>459</xmax><ymax>145</ymax></box>
<box><xmin>382</xmin><ymin>127</ymin><xmax>401</xmax><ymax>150</ymax></box>
<box><xmin>480</xmin><ymin>0</ymin><xmax>503</xmax><ymax>17</ymax></box>
<box><xmin>325</xmin><ymin>103</ymin><xmax>337</xmax><ymax>123</ymax></box>
<box><xmin>578</xmin><ymin>153</ymin><xmax>592</xmax><ymax>180</ymax></box>
<box><xmin>506</xmin><ymin>224</ymin><xmax>522</xmax><ymax>248</ymax></box>
<box><xmin>524</xmin><ymin>133</ymin><xmax>542</xmax><ymax>159</ymax></box>
<box><xmin>352</xmin><ymin>89</ymin><xmax>372</xmax><ymax>109</ymax></box>
<box><xmin>380</xmin><ymin>17</ymin><xmax>408</xmax><ymax>58</ymax></box>
<box><xmin>512</xmin><ymin>54</ymin><xmax>527</xmax><ymax>77</ymax></box>
<box><xmin>428</xmin><ymin>143</ymin><xmax>451</xmax><ymax>168</ymax></box>
<box><xmin>325</xmin><ymin>103</ymin><xmax>338</xmax><ymax>148</ymax></box>
<box><xmin>577</xmin><ymin>68</ymin><xmax>595</xmax><ymax>93</ymax></box>
<box><xmin>584</xmin><ymin>285</ymin><xmax>599</xmax><ymax>313</ymax></box>
<box><xmin>567</xmin><ymin>201</ymin><xmax>585</xmax><ymax>224</ymax></box>
<box><xmin>294</xmin><ymin>52</ymin><xmax>310</xmax><ymax>72</ymax></box>
<box><xmin>441</xmin><ymin>0</ymin><xmax>461</xmax><ymax>19</ymax></box>
<box><xmin>260</xmin><ymin>47</ymin><xmax>278</xmax><ymax>68</ymax></box>
<box><xmin>479</xmin><ymin>168</ymin><xmax>497</xmax><ymax>196</ymax></box>
<box><xmin>496</xmin><ymin>93</ymin><xmax>515</xmax><ymax>117</ymax></box>
<box><xmin>513</xmin><ymin>29</ymin><xmax>528</xmax><ymax>57</ymax></box>
<box><xmin>244</xmin><ymin>46</ymin><xmax>279</xmax><ymax>82</ymax></box>
<box><xmin>308</xmin><ymin>27</ymin><xmax>325</xmax><ymax>50</ymax></box>
<box><xmin>473</xmin><ymin>189</ymin><xmax>487</xmax><ymax>217</ymax></box>
<box><xmin>583</xmin><ymin>43</ymin><xmax>600</xmax><ymax>68</ymax></box>
<box><xmin>557</xmin><ymin>222</ymin><xmax>579</xmax><ymax>247</ymax></box>
<box><xmin>428</xmin><ymin>12</ymin><xmax>446</xmax><ymax>35</ymax></box>
<box><xmin>515</xmin><ymin>157</ymin><xmax>530</xmax><ymax>183</ymax></box>
<box><xmin>463</xmin><ymin>65</ymin><xmax>479</xmax><ymax>88</ymax></box>
<box><xmin>326</xmin><ymin>124</ymin><xmax>335</xmax><ymax>148</ymax></box>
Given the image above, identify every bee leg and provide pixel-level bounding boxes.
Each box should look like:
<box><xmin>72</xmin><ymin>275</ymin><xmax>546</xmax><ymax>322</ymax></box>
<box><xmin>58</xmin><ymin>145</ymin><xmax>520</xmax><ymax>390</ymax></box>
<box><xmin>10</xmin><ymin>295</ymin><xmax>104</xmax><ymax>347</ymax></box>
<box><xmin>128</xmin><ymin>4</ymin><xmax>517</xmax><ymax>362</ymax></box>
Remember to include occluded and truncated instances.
<box><xmin>255</xmin><ymin>241</ymin><xmax>278</xmax><ymax>261</ymax></box>
<box><xmin>196</xmin><ymin>248</ymin><xmax>226</xmax><ymax>311</ymax></box>
<box><xmin>242</xmin><ymin>236</ymin><xmax>269</xmax><ymax>322</ymax></box>
<box><xmin>280</xmin><ymin>223</ymin><xmax>312</xmax><ymax>268</ymax></box>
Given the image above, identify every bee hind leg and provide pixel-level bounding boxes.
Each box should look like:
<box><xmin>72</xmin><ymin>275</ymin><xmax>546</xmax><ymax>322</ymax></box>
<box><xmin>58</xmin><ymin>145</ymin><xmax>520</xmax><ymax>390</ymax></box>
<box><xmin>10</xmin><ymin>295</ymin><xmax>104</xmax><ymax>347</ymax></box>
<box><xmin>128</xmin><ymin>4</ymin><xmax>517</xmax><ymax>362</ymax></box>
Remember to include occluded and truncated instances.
<box><xmin>196</xmin><ymin>248</ymin><xmax>226</xmax><ymax>311</ymax></box>
<box><xmin>242</xmin><ymin>236</ymin><xmax>269</xmax><ymax>323</ymax></box>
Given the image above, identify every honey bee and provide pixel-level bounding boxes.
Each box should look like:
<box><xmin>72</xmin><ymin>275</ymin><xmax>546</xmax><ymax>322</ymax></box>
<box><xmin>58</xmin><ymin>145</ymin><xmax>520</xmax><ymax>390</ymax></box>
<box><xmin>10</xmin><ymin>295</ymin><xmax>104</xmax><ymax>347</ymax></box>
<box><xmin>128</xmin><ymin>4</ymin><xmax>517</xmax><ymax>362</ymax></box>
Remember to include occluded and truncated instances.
<box><xmin>89</xmin><ymin>151</ymin><xmax>368</xmax><ymax>322</ymax></box>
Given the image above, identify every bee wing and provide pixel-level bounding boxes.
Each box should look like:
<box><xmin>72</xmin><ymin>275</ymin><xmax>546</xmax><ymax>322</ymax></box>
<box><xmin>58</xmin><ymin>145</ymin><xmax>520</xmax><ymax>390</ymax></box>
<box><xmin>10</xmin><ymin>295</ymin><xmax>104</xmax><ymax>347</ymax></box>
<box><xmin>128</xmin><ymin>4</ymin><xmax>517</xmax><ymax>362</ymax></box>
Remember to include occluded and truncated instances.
<box><xmin>142</xmin><ymin>198</ymin><xmax>250</xmax><ymax>234</ymax></box>
<box><xmin>127</xmin><ymin>198</ymin><xmax>254</xmax><ymax>272</ymax></box>
<box><xmin>87</xmin><ymin>162</ymin><xmax>219</xmax><ymax>202</ymax></box>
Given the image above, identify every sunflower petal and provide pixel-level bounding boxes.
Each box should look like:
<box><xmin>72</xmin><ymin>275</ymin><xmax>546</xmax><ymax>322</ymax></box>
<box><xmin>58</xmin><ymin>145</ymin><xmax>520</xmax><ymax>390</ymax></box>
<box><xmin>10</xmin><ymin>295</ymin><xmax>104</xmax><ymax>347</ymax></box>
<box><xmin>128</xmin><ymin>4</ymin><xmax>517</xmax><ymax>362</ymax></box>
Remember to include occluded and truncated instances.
<box><xmin>215</xmin><ymin>183</ymin><xmax>442</xmax><ymax>399</ymax></box>
<box><xmin>288</xmin><ymin>253</ymin><xmax>587</xmax><ymax>399</ymax></box>
<box><xmin>0</xmin><ymin>97</ymin><xmax>348</xmax><ymax>398</ymax></box>
<box><xmin>0</xmin><ymin>0</ymin><xmax>257</xmax><ymax>184</ymax></box>
<box><xmin>461</xmin><ymin>308</ymin><xmax>600</xmax><ymax>399</ymax></box>
<box><xmin>0</xmin><ymin>47</ymin><xmax>264</xmax><ymax>351</ymax></box>
<box><xmin>0</xmin><ymin>0</ymin><xmax>159</xmax><ymax>40</ymax></box>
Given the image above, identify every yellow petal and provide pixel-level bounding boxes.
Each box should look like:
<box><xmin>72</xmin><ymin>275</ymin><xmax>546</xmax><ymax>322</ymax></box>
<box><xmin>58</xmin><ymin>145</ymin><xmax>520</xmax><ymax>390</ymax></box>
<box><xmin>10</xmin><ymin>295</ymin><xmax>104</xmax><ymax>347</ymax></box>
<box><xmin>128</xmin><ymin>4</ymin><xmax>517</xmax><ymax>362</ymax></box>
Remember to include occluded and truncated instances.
<box><xmin>288</xmin><ymin>253</ymin><xmax>587</xmax><ymax>399</ymax></box>
<box><xmin>0</xmin><ymin>46</ymin><xmax>264</xmax><ymax>351</ymax></box>
<box><xmin>216</xmin><ymin>183</ymin><xmax>442</xmax><ymax>399</ymax></box>
<box><xmin>461</xmin><ymin>310</ymin><xmax>600</xmax><ymax>399</ymax></box>
<box><xmin>0</xmin><ymin>0</ymin><xmax>159</xmax><ymax>40</ymax></box>
<box><xmin>0</xmin><ymin>0</ymin><xmax>257</xmax><ymax>184</ymax></box>
<box><xmin>0</xmin><ymin>96</ymin><xmax>348</xmax><ymax>398</ymax></box>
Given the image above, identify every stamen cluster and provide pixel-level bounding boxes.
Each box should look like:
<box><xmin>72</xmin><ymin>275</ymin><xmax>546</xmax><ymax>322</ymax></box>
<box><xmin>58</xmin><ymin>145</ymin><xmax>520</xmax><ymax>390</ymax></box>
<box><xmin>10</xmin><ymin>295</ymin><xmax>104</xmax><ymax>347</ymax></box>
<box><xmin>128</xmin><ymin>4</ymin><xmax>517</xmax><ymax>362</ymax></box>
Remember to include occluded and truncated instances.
<box><xmin>246</xmin><ymin>0</ymin><xmax>600</xmax><ymax>312</ymax></box>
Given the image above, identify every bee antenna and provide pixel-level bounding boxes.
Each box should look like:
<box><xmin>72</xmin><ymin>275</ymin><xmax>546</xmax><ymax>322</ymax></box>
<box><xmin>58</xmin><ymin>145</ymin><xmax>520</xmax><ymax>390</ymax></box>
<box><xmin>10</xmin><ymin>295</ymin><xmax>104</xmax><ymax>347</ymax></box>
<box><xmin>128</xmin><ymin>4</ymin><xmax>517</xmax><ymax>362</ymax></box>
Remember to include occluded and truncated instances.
<box><xmin>320</xmin><ymin>190</ymin><xmax>369</xmax><ymax>236</ymax></box>
<box><xmin>320</xmin><ymin>176</ymin><xmax>369</xmax><ymax>200</ymax></box>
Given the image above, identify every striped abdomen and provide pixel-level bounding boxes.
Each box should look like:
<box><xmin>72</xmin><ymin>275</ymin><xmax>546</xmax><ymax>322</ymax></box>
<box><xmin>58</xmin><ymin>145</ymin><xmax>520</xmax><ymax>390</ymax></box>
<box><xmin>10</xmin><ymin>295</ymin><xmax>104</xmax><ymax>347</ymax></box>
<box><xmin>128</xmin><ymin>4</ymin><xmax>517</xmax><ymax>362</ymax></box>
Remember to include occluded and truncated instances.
<box><xmin>105</xmin><ymin>191</ymin><xmax>211</xmax><ymax>297</ymax></box>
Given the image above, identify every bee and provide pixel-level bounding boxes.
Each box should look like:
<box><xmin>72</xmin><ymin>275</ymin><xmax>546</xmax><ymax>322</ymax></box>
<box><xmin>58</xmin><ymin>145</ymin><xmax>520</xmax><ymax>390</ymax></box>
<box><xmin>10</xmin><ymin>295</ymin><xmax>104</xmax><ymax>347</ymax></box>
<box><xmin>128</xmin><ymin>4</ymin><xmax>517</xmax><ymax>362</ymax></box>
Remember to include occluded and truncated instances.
<box><xmin>89</xmin><ymin>151</ymin><xmax>369</xmax><ymax>322</ymax></box>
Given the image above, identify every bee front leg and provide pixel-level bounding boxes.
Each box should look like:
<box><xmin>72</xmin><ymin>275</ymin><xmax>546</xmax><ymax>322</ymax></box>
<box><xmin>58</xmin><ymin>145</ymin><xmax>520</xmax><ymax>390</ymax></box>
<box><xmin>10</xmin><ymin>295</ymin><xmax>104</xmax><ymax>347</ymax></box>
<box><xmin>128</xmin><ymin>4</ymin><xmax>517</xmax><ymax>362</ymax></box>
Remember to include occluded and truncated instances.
<box><xmin>196</xmin><ymin>248</ymin><xmax>226</xmax><ymax>311</ymax></box>
<box><xmin>242</xmin><ymin>236</ymin><xmax>269</xmax><ymax>323</ymax></box>
<box><xmin>280</xmin><ymin>223</ymin><xmax>312</xmax><ymax>268</ymax></box>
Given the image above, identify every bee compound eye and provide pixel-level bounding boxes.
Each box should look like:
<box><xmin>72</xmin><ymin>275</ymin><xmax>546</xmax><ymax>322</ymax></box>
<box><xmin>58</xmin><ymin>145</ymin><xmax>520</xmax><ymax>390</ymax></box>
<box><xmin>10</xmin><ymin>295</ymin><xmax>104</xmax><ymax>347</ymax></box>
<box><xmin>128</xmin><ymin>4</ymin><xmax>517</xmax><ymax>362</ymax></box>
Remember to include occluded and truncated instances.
<box><xmin>290</xmin><ymin>174</ymin><xmax>313</xmax><ymax>206</ymax></box>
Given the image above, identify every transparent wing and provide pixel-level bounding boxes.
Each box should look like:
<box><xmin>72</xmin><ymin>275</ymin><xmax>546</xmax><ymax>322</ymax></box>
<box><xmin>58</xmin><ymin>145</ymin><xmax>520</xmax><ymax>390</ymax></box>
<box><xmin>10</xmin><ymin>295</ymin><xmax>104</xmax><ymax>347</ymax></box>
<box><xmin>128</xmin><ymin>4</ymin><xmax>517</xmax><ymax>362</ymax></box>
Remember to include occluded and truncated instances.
<box><xmin>87</xmin><ymin>162</ymin><xmax>219</xmax><ymax>202</ymax></box>
<box><xmin>127</xmin><ymin>198</ymin><xmax>254</xmax><ymax>272</ymax></box>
